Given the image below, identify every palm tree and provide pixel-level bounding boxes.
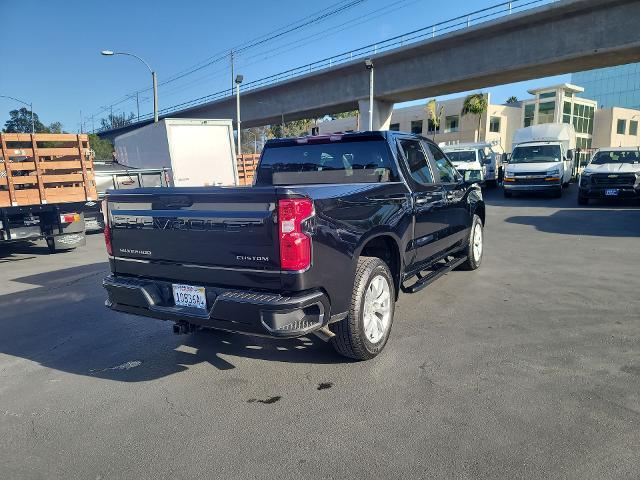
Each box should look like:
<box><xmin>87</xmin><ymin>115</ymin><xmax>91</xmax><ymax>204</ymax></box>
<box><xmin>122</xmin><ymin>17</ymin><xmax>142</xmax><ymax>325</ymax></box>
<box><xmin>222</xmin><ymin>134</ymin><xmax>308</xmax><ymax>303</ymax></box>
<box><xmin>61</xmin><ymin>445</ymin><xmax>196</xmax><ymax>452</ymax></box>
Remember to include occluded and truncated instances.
<box><xmin>461</xmin><ymin>93</ymin><xmax>488</xmax><ymax>142</ymax></box>
<box><xmin>425</xmin><ymin>99</ymin><xmax>444</xmax><ymax>141</ymax></box>
<box><xmin>506</xmin><ymin>95</ymin><xmax>519</xmax><ymax>104</ymax></box>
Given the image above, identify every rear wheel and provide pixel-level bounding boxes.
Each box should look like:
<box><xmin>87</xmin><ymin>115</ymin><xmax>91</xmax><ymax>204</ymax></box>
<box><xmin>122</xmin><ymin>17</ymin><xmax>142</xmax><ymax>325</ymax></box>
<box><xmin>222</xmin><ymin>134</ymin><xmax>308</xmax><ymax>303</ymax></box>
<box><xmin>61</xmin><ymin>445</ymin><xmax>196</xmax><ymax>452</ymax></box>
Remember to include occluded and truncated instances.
<box><xmin>331</xmin><ymin>256</ymin><xmax>395</xmax><ymax>360</ymax></box>
<box><xmin>459</xmin><ymin>214</ymin><xmax>483</xmax><ymax>271</ymax></box>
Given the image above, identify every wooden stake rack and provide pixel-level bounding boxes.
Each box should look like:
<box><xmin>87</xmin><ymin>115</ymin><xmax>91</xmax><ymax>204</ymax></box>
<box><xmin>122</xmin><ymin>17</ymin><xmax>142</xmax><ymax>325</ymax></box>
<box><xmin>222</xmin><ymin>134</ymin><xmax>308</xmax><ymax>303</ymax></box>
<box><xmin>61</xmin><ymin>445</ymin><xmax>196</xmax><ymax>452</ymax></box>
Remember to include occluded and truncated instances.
<box><xmin>0</xmin><ymin>133</ymin><xmax>97</xmax><ymax>208</ymax></box>
<box><xmin>237</xmin><ymin>154</ymin><xmax>260</xmax><ymax>186</ymax></box>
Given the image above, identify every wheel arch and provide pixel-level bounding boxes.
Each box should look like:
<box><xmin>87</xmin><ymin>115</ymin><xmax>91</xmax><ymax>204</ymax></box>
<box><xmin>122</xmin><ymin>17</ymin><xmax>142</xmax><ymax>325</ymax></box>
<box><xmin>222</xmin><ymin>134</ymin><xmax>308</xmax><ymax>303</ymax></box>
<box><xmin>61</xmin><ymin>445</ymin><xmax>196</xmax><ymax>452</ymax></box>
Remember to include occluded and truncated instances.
<box><xmin>356</xmin><ymin>233</ymin><xmax>402</xmax><ymax>299</ymax></box>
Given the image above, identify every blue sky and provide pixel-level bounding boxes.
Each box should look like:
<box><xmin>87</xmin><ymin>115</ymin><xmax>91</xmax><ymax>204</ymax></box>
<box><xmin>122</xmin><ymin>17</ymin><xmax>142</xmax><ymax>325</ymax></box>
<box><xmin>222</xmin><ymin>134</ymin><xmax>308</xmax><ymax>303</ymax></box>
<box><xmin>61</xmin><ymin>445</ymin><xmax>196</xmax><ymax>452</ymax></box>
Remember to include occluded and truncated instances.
<box><xmin>0</xmin><ymin>0</ymin><xmax>569</xmax><ymax>132</ymax></box>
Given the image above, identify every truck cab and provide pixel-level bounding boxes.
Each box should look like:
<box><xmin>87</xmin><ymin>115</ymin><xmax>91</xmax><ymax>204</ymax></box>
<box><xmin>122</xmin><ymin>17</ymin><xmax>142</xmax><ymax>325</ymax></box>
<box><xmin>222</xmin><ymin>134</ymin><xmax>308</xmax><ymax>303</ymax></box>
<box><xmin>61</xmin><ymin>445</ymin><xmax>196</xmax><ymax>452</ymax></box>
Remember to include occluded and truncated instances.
<box><xmin>578</xmin><ymin>147</ymin><xmax>640</xmax><ymax>204</ymax></box>
<box><xmin>442</xmin><ymin>142</ymin><xmax>498</xmax><ymax>186</ymax></box>
<box><xmin>503</xmin><ymin>124</ymin><xmax>575</xmax><ymax>198</ymax></box>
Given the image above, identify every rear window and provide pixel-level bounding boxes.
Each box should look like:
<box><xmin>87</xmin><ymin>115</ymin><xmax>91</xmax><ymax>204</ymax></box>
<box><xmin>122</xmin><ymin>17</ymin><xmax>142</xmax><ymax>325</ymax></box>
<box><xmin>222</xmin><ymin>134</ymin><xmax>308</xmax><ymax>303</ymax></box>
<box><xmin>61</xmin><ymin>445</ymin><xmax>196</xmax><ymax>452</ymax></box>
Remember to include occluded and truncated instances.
<box><xmin>446</xmin><ymin>151</ymin><xmax>476</xmax><ymax>163</ymax></box>
<box><xmin>255</xmin><ymin>139</ymin><xmax>398</xmax><ymax>185</ymax></box>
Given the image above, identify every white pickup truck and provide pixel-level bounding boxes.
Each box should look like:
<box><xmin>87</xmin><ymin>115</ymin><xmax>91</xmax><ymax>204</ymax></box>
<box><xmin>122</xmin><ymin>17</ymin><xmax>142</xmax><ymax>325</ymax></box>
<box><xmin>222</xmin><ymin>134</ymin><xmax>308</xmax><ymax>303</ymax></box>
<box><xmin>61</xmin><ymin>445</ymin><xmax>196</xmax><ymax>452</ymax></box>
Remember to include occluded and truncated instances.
<box><xmin>578</xmin><ymin>147</ymin><xmax>640</xmax><ymax>205</ymax></box>
<box><xmin>503</xmin><ymin>124</ymin><xmax>576</xmax><ymax>198</ymax></box>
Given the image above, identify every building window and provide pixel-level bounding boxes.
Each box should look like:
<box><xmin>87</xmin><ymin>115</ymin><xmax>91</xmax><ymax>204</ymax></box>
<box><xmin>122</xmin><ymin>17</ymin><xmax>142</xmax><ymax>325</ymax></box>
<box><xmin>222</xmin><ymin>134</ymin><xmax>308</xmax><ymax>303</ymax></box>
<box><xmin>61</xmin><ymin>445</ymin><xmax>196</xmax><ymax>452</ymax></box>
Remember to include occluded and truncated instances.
<box><xmin>389</xmin><ymin>123</ymin><xmax>400</xmax><ymax>131</ymax></box>
<box><xmin>489</xmin><ymin>116</ymin><xmax>501</xmax><ymax>133</ymax></box>
<box><xmin>572</xmin><ymin>103</ymin><xmax>594</xmax><ymax>134</ymax></box>
<box><xmin>563</xmin><ymin>101</ymin><xmax>572</xmax><ymax>124</ymax></box>
<box><xmin>630</xmin><ymin>120</ymin><xmax>638</xmax><ymax>136</ymax></box>
<box><xmin>427</xmin><ymin>119</ymin><xmax>437</xmax><ymax>133</ymax></box>
<box><xmin>411</xmin><ymin>120</ymin><xmax>423</xmax><ymax>134</ymax></box>
<box><xmin>538</xmin><ymin>101</ymin><xmax>556</xmax><ymax>124</ymax></box>
<box><xmin>524</xmin><ymin>104</ymin><xmax>535</xmax><ymax>127</ymax></box>
<box><xmin>444</xmin><ymin>116</ymin><xmax>459</xmax><ymax>133</ymax></box>
<box><xmin>539</xmin><ymin>91</ymin><xmax>556</xmax><ymax>99</ymax></box>
<box><xmin>617</xmin><ymin>119</ymin><xmax>627</xmax><ymax>135</ymax></box>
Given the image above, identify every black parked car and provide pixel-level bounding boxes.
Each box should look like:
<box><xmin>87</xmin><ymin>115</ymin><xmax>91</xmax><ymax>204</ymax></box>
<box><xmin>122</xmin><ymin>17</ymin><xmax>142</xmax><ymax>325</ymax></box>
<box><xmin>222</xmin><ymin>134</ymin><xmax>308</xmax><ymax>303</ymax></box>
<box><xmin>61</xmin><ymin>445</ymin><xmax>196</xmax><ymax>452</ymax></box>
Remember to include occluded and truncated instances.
<box><xmin>102</xmin><ymin>131</ymin><xmax>485</xmax><ymax>360</ymax></box>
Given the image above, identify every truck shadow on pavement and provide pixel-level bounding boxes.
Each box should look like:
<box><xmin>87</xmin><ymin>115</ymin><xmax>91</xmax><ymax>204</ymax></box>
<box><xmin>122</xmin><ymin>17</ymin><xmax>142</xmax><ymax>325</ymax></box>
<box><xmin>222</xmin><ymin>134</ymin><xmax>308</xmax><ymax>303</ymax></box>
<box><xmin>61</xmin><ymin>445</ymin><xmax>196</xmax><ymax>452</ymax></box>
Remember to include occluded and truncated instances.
<box><xmin>0</xmin><ymin>263</ymin><xmax>344</xmax><ymax>383</ymax></box>
<box><xmin>505</xmin><ymin>207</ymin><xmax>640</xmax><ymax>237</ymax></box>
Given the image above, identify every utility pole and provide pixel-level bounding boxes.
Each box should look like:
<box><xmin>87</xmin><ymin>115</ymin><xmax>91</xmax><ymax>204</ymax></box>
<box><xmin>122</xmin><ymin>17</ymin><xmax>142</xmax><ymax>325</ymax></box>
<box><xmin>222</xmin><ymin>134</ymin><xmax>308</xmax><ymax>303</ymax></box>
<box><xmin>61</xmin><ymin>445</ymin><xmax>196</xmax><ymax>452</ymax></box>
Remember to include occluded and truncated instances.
<box><xmin>136</xmin><ymin>92</ymin><xmax>140</xmax><ymax>122</ymax></box>
<box><xmin>235</xmin><ymin>75</ymin><xmax>243</xmax><ymax>157</ymax></box>
<box><xmin>79</xmin><ymin>109</ymin><xmax>83</xmax><ymax>133</ymax></box>
<box><xmin>230</xmin><ymin>50</ymin><xmax>235</xmax><ymax>96</ymax></box>
<box><xmin>91</xmin><ymin>115</ymin><xmax>95</xmax><ymax>134</ymax></box>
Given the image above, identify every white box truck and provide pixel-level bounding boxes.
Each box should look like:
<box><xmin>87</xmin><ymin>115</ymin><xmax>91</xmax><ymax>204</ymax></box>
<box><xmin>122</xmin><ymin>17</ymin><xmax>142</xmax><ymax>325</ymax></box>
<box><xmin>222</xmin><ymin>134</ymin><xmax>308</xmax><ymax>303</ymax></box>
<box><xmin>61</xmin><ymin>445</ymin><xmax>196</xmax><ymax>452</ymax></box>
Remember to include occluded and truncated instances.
<box><xmin>114</xmin><ymin>118</ymin><xmax>238</xmax><ymax>187</ymax></box>
<box><xmin>503</xmin><ymin>123</ymin><xmax>576</xmax><ymax>198</ymax></box>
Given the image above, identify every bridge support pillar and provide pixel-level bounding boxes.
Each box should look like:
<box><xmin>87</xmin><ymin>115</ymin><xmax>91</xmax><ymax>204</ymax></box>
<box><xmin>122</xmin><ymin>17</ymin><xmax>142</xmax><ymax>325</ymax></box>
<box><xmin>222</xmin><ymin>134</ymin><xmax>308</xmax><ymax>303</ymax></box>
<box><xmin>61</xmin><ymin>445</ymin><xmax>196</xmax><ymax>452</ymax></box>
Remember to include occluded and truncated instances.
<box><xmin>358</xmin><ymin>99</ymin><xmax>394</xmax><ymax>131</ymax></box>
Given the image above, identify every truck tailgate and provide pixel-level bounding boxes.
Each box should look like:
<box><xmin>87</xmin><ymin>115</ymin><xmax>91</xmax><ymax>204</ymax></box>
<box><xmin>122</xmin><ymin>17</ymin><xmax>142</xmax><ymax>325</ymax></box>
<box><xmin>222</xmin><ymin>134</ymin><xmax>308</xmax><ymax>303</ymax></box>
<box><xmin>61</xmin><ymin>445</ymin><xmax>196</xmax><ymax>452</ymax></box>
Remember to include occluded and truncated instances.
<box><xmin>107</xmin><ymin>187</ymin><xmax>279</xmax><ymax>286</ymax></box>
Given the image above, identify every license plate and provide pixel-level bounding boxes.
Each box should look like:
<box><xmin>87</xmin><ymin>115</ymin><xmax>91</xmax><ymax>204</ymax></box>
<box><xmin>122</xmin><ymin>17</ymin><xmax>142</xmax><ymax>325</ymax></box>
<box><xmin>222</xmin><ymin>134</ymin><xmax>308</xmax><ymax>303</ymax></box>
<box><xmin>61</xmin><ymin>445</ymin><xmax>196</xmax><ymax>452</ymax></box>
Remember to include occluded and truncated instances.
<box><xmin>605</xmin><ymin>189</ymin><xmax>619</xmax><ymax>196</ymax></box>
<box><xmin>172</xmin><ymin>284</ymin><xmax>206</xmax><ymax>309</ymax></box>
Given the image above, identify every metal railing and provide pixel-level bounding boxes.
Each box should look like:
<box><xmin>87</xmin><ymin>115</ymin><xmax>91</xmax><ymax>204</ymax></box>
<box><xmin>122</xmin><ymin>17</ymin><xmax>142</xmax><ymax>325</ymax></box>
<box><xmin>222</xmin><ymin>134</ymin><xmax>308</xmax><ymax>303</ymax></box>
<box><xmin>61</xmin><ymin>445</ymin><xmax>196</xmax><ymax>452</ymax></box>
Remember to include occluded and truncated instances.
<box><xmin>100</xmin><ymin>0</ymin><xmax>555</xmax><ymax>130</ymax></box>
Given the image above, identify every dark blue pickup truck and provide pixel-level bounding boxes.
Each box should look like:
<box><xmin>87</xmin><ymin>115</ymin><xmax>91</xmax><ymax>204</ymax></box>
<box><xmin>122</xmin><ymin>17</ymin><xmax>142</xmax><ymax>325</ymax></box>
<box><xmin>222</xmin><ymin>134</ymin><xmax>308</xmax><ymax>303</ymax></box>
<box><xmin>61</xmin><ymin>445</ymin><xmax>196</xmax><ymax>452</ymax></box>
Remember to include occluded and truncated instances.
<box><xmin>102</xmin><ymin>131</ymin><xmax>485</xmax><ymax>360</ymax></box>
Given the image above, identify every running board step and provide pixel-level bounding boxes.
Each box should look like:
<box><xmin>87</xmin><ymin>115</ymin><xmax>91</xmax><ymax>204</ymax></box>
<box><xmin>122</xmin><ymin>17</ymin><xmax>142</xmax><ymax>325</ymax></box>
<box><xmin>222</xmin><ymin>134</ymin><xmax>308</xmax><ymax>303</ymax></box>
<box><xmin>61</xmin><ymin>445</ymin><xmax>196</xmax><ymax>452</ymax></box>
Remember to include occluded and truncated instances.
<box><xmin>401</xmin><ymin>255</ymin><xmax>467</xmax><ymax>294</ymax></box>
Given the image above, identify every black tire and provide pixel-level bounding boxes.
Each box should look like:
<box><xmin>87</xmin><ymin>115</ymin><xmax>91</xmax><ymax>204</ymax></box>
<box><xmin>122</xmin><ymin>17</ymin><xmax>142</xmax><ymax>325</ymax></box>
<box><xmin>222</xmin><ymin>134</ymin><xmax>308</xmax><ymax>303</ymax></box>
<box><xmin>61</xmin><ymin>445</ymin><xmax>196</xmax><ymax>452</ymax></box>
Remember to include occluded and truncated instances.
<box><xmin>330</xmin><ymin>256</ymin><xmax>395</xmax><ymax>361</ymax></box>
<box><xmin>458</xmin><ymin>214</ymin><xmax>483</xmax><ymax>271</ymax></box>
<box><xmin>503</xmin><ymin>190</ymin><xmax>512</xmax><ymax>198</ymax></box>
<box><xmin>577</xmin><ymin>194</ymin><xmax>589</xmax><ymax>206</ymax></box>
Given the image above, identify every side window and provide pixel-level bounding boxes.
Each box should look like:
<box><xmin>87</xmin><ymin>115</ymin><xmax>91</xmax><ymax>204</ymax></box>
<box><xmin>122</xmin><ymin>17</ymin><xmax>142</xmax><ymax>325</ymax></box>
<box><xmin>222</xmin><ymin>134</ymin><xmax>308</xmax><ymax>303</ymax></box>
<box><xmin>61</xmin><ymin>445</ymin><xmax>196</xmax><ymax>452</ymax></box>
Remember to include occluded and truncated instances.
<box><xmin>398</xmin><ymin>139</ymin><xmax>434</xmax><ymax>185</ymax></box>
<box><xmin>427</xmin><ymin>143</ymin><xmax>460</xmax><ymax>183</ymax></box>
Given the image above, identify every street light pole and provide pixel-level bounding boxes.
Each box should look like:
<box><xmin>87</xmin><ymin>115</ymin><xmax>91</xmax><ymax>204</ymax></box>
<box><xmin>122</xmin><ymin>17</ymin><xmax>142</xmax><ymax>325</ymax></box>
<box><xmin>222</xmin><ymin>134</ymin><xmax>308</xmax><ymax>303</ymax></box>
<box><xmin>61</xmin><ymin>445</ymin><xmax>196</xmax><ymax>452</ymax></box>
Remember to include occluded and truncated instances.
<box><xmin>365</xmin><ymin>58</ymin><xmax>374</xmax><ymax>131</ymax></box>
<box><xmin>101</xmin><ymin>50</ymin><xmax>158</xmax><ymax>123</ymax></box>
<box><xmin>235</xmin><ymin>75</ymin><xmax>244</xmax><ymax>157</ymax></box>
<box><xmin>0</xmin><ymin>95</ymin><xmax>34</xmax><ymax>133</ymax></box>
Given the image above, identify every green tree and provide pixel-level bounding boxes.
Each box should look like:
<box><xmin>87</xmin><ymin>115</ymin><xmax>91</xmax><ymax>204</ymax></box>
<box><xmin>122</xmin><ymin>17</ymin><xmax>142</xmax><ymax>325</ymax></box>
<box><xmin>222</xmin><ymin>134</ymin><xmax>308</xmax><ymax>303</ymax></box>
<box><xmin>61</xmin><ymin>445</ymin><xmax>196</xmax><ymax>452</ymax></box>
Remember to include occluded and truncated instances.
<box><xmin>100</xmin><ymin>112</ymin><xmax>135</xmax><ymax>130</ymax></box>
<box><xmin>48</xmin><ymin>121</ymin><xmax>64</xmax><ymax>134</ymax></box>
<box><xmin>506</xmin><ymin>96</ymin><xmax>519</xmax><ymax>104</ymax></box>
<box><xmin>330</xmin><ymin>110</ymin><xmax>358</xmax><ymax>120</ymax></box>
<box><xmin>89</xmin><ymin>134</ymin><xmax>114</xmax><ymax>161</ymax></box>
<box><xmin>268</xmin><ymin>118</ymin><xmax>313</xmax><ymax>139</ymax></box>
<box><xmin>3</xmin><ymin>107</ymin><xmax>47</xmax><ymax>133</ymax></box>
<box><xmin>461</xmin><ymin>93</ymin><xmax>488</xmax><ymax>141</ymax></box>
<box><xmin>241</xmin><ymin>126</ymin><xmax>269</xmax><ymax>154</ymax></box>
<box><xmin>425</xmin><ymin>99</ymin><xmax>444</xmax><ymax>141</ymax></box>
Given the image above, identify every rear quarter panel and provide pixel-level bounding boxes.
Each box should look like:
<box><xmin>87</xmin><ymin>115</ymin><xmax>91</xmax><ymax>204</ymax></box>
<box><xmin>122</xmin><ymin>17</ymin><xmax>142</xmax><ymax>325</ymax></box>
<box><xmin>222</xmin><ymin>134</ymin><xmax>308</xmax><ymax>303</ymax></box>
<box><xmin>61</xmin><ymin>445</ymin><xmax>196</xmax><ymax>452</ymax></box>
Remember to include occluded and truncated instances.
<box><xmin>280</xmin><ymin>182</ymin><xmax>412</xmax><ymax>315</ymax></box>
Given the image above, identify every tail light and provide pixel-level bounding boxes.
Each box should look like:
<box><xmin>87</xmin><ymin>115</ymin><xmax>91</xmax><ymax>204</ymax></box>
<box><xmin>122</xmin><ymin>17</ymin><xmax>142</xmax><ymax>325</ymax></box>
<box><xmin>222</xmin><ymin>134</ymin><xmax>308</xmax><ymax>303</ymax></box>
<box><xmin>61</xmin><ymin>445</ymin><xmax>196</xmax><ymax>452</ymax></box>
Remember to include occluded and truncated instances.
<box><xmin>278</xmin><ymin>198</ymin><xmax>314</xmax><ymax>271</ymax></box>
<box><xmin>59</xmin><ymin>213</ymin><xmax>81</xmax><ymax>224</ymax></box>
<box><xmin>102</xmin><ymin>199</ymin><xmax>113</xmax><ymax>256</ymax></box>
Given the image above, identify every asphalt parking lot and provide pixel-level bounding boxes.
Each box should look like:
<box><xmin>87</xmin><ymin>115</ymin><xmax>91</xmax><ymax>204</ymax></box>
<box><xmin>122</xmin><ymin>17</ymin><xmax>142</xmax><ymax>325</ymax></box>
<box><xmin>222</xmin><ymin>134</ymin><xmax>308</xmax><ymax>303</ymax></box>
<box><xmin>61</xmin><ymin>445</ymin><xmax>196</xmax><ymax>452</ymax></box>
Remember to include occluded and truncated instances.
<box><xmin>1</xmin><ymin>185</ymin><xmax>639</xmax><ymax>480</ymax></box>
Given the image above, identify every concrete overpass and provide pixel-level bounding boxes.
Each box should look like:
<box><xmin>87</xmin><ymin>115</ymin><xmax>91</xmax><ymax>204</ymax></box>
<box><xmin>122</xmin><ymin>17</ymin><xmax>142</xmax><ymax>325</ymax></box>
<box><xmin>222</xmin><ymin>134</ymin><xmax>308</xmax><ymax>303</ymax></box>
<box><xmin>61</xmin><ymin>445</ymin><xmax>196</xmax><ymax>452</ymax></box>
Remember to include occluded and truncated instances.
<box><xmin>100</xmin><ymin>0</ymin><xmax>640</xmax><ymax>140</ymax></box>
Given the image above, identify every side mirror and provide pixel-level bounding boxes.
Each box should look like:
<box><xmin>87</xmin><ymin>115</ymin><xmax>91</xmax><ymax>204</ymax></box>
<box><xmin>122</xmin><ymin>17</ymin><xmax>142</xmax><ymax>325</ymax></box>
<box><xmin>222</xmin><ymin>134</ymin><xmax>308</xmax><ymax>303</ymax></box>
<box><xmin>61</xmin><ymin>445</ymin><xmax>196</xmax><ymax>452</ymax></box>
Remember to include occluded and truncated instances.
<box><xmin>503</xmin><ymin>153</ymin><xmax>510</xmax><ymax>163</ymax></box>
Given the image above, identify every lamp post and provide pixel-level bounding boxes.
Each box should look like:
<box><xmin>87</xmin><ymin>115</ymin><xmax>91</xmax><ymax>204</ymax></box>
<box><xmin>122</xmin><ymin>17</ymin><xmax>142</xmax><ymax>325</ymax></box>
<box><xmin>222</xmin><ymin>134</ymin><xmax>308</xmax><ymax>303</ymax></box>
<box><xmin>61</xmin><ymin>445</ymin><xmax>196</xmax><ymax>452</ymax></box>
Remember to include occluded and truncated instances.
<box><xmin>101</xmin><ymin>50</ymin><xmax>158</xmax><ymax>123</ymax></box>
<box><xmin>0</xmin><ymin>95</ymin><xmax>34</xmax><ymax>133</ymax></box>
<box><xmin>365</xmin><ymin>58</ymin><xmax>374</xmax><ymax>131</ymax></box>
<box><xmin>235</xmin><ymin>74</ymin><xmax>244</xmax><ymax>157</ymax></box>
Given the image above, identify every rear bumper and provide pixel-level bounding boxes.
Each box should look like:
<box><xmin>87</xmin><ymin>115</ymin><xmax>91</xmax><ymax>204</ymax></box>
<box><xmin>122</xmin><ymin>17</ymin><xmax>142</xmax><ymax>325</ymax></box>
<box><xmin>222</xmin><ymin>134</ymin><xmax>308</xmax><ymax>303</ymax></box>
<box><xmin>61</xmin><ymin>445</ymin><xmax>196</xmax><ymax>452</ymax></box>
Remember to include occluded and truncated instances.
<box><xmin>103</xmin><ymin>275</ymin><xmax>331</xmax><ymax>338</ymax></box>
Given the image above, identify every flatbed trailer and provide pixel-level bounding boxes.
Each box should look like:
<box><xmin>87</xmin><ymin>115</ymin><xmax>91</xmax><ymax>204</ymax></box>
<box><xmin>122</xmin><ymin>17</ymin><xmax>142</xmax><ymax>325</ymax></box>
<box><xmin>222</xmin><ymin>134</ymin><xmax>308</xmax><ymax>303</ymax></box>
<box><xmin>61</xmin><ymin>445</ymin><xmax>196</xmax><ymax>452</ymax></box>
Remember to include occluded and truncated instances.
<box><xmin>0</xmin><ymin>133</ymin><xmax>97</xmax><ymax>253</ymax></box>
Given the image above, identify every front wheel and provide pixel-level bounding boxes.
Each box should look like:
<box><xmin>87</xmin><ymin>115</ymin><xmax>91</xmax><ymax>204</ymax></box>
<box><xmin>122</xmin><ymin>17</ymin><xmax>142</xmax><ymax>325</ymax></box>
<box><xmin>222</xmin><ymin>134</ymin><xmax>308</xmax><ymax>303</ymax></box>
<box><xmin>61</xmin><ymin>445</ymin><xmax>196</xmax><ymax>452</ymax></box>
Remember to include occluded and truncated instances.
<box><xmin>331</xmin><ymin>256</ymin><xmax>395</xmax><ymax>360</ymax></box>
<box><xmin>458</xmin><ymin>214</ymin><xmax>483</xmax><ymax>271</ymax></box>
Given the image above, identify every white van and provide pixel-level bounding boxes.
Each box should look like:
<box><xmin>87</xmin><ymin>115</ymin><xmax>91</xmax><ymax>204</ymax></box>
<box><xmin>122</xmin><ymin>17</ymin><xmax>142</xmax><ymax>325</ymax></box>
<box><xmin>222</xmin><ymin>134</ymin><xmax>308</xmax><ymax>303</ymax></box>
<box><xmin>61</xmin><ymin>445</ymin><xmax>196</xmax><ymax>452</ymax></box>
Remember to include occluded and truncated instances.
<box><xmin>442</xmin><ymin>143</ymin><xmax>499</xmax><ymax>186</ymax></box>
<box><xmin>503</xmin><ymin>124</ymin><xmax>576</xmax><ymax>198</ymax></box>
